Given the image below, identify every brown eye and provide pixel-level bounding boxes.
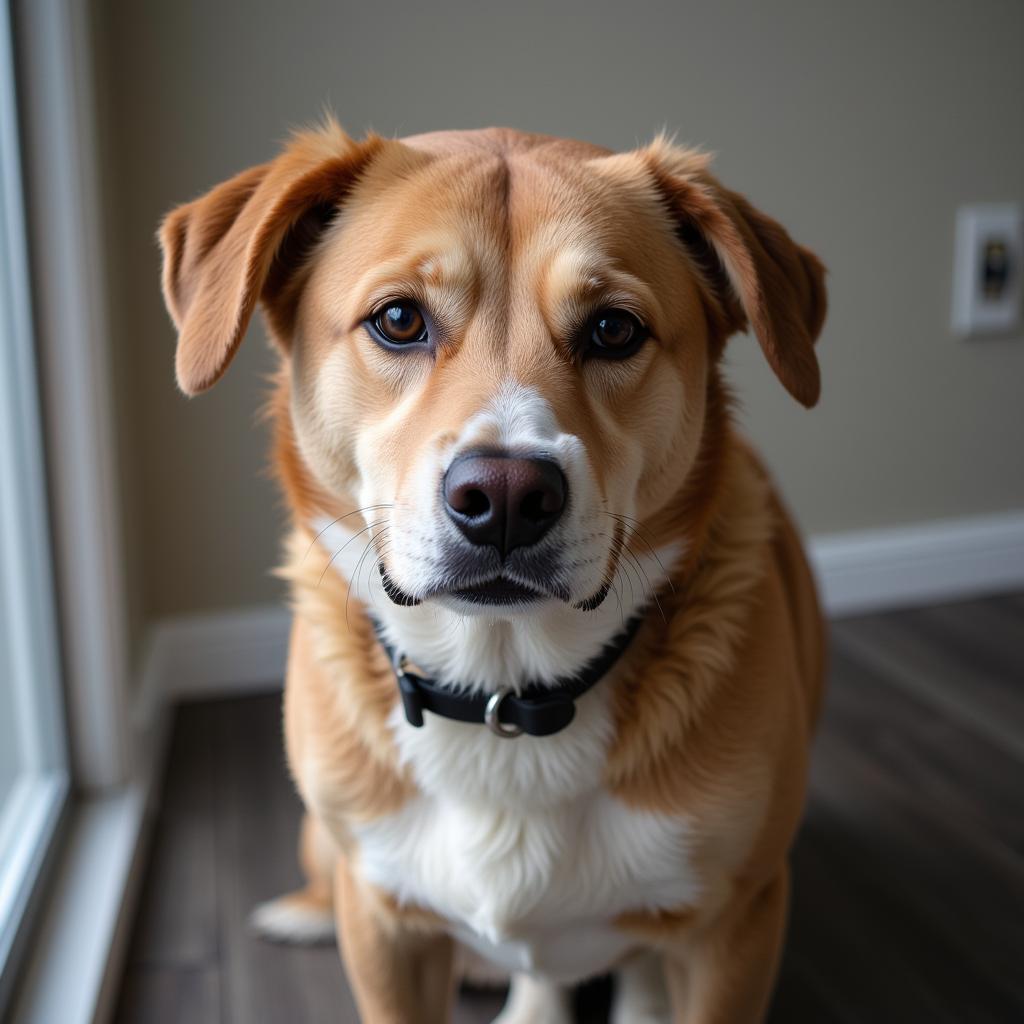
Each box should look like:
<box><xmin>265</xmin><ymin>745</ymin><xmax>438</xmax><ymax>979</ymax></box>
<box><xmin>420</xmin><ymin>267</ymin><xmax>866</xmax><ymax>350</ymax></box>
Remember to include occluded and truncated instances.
<box><xmin>588</xmin><ymin>309</ymin><xmax>646</xmax><ymax>358</ymax></box>
<box><xmin>372</xmin><ymin>301</ymin><xmax>428</xmax><ymax>345</ymax></box>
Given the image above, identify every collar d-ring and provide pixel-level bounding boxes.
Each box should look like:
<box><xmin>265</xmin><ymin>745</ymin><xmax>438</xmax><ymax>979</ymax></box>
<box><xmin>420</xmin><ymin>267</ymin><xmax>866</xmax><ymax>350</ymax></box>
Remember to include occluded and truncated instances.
<box><xmin>484</xmin><ymin>687</ymin><xmax>523</xmax><ymax>739</ymax></box>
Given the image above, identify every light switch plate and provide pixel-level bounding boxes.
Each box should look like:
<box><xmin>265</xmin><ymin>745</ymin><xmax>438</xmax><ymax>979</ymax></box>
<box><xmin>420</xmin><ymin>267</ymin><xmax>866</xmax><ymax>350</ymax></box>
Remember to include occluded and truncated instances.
<box><xmin>951</xmin><ymin>203</ymin><xmax>1023</xmax><ymax>337</ymax></box>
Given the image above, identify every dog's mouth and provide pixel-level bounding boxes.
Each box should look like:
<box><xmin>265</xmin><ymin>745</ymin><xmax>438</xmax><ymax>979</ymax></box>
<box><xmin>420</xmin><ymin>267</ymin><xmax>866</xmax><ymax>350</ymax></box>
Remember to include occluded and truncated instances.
<box><xmin>448</xmin><ymin>577</ymin><xmax>545</xmax><ymax>606</ymax></box>
<box><xmin>378</xmin><ymin>527</ymin><xmax>621</xmax><ymax>611</ymax></box>
<box><xmin>379</xmin><ymin>563</ymin><xmax>561</xmax><ymax>609</ymax></box>
<box><xmin>379</xmin><ymin>545</ymin><xmax>619</xmax><ymax>610</ymax></box>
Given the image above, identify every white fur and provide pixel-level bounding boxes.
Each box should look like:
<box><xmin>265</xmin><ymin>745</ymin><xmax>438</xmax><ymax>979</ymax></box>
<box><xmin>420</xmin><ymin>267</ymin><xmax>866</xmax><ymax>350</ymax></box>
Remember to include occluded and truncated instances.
<box><xmin>312</xmin><ymin>381</ymin><xmax>695</xmax><ymax>987</ymax></box>
<box><xmin>314</xmin><ymin>510</ymin><xmax>677</xmax><ymax>693</ymax></box>
<box><xmin>492</xmin><ymin>974</ymin><xmax>572</xmax><ymax>1024</ymax></box>
<box><xmin>352</xmin><ymin>760</ymin><xmax>698</xmax><ymax>982</ymax></box>
<box><xmin>312</xmin><ymin>514</ymin><xmax>692</xmax><ymax>985</ymax></box>
<box><xmin>249</xmin><ymin>896</ymin><xmax>336</xmax><ymax>946</ymax></box>
<box><xmin>611</xmin><ymin>950</ymin><xmax>672</xmax><ymax>1023</ymax></box>
<box><xmin>349</xmin><ymin>683</ymin><xmax>699</xmax><ymax>985</ymax></box>
<box><xmin>310</xmin><ymin>379</ymin><xmax>682</xmax><ymax>696</ymax></box>
<box><xmin>349</xmin><ymin>382</ymin><xmax>681</xmax><ymax>682</ymax></box>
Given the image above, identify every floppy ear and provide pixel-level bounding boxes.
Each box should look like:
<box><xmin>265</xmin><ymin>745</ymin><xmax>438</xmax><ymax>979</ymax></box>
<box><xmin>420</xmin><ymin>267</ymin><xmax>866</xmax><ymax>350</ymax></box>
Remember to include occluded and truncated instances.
<box><xmin>643</xmin><ymin>138</ymin><xmax>827</xmax><ymax>407</ymax></box>
<box><xmin>158</xmin><ymin>122</ymin><xmax>386</xmax><ymax>395</ymax></box>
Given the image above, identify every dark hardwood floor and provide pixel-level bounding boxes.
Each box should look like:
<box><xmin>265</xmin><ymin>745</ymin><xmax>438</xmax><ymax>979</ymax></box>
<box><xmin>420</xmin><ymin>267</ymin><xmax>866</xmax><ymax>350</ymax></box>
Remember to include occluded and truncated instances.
<box><xmin>113</xmin><ymin>592</ymin><xmax>1024</xmax><ymax>1023</ymax></box>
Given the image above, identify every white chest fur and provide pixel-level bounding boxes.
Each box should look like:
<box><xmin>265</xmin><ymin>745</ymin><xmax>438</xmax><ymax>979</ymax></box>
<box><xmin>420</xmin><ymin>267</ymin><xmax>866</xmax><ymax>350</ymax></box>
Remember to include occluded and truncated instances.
<box><xmin>350</xmin><ymin>687</ymin><xmax>700</xmax><ymax>984</ymax></box>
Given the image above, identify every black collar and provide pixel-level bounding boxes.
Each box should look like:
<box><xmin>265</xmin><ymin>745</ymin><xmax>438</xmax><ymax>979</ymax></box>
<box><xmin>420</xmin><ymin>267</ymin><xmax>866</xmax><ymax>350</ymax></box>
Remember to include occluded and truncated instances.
<box><xmin>375</xmin><ymin>614</ymin><xmax>646</xmax><ymax>739</ymax></box>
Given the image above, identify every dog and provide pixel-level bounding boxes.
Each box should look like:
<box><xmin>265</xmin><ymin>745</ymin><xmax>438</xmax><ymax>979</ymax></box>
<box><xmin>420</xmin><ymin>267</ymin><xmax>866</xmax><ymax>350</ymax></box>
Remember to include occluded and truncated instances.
<box><xmin>159</xmin><ymin>119</ymin><xmax>827</xmax><ymax>1024</ymax></box>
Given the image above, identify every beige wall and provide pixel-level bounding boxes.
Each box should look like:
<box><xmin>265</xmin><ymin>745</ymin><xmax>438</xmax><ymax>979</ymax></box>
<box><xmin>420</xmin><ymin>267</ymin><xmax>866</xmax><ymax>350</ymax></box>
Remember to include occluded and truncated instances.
<box><xmin>93</xmin><ymin>0</ymin><xmax>1024</xmax><ymax>623</ymax></box>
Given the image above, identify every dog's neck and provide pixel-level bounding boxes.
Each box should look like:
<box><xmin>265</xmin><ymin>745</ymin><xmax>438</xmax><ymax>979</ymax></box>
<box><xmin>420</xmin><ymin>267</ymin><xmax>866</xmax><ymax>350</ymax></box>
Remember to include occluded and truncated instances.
<box><xmin>311</xmin><ymin>515</ymin><xmax>681</xmax><ymax>695</ymax></box>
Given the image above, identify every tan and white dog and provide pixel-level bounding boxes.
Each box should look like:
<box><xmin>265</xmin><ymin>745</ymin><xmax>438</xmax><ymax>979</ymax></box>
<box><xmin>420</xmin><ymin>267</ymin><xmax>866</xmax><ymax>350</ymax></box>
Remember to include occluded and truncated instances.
<box><xmin>159</xmin><ymin>121</ymin><xmax>827</xmax><ymax>1024</ymax></box>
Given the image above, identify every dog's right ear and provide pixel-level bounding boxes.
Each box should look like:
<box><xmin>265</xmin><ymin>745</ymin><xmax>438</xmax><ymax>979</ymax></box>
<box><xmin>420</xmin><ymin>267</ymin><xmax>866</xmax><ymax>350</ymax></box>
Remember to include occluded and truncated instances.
<box><xmin>158</xmin><ymin>122</ymin><xmax>388</xmax><ymax>395</ymax></box>
<box><xmin>650</xmin><ymin>140</ymin><xmax>827</xmax><ymax>408</ymax></box>
<box><xmin>596</xmin><ymin>136</ymin><xmax>827</xmax><ymax>407</ymax></box>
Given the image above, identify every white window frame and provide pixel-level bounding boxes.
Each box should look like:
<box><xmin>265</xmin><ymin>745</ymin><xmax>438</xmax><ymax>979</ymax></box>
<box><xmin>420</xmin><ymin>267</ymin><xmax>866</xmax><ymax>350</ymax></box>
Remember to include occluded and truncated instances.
<box><xmin>0</xmin><ymin>0</ymin><xmax>70</xmax><ymax>1008</ymax></box>
<box><xmin>3</xmin><ymin>1</ymin><xmax>170</xmax><ymax>1020</ymax></box>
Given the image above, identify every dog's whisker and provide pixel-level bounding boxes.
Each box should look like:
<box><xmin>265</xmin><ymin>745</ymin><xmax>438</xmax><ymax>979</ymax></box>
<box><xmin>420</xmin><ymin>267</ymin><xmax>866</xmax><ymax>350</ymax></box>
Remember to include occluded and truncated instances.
<box><xmin>602</xmin><ymin>519</ymin><xmax>676</xmax><ymax>609</ymax></box>
<box><xmin>317</xmin><ymin>518</ymin><xmax>390</xmax><ymax>588</ymax></box>
<box><xmin>366</xmin><ymin>534</ymin><xmax>396</xmax><ymax>617</ymax></box>
<box><xmin>609</xmin><ymin>576</ymin><xmax>625</xmax><ymax>630</ymax></box>
<box><xmin>304</xmin><ymin>504</ymin><xmax>395</xmax><ymax>562</ymax></box>
<box><xmin>622</xmin><ymin>544</ymin><xmax>667</xmax><ymax>624</ymax></box>
<box><xmin>600</xmin><ymin>511</ymin><xmax>675</xmax><ymax>593</ymax></box>
<box><xmin>347</xmin><ymin>527</ymin><xmax>393</xmax><ymax>630</ymax></box>
<box><xmin>616</xmin><ymin>543</ymin><xmax>638</xmax><ymax>611</ymax></box>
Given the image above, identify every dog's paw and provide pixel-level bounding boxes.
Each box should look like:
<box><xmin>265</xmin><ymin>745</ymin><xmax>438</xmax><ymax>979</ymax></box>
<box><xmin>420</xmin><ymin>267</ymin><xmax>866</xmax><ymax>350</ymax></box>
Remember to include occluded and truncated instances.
<box><xmin>610</xmin><ymin>950</ymin><xmax>671</xmax><ymax>1024</ymax></box>
<box><xmin>248</xmin><ymin>892</ymin><xmax>336</xmax><ymax>946</ymax></box>
<box><xmin>490</xmin><ymin>974</ymin><xmax>572</xmax><ymax>1024</ymax></box>
<box><xmin>610</xmin><ymin>994</ymin><xmax>672</xmax><ymax>1024</ymax></box>
<box><xmin>490</xmin><ymin>1006</ymin><xmax>572</xmax><ymax>1024</ymax></box>
<box><xmin>610</xmin><ymin>1014</ymin><xmax>671</xmax><ymax>1024</ymax></box>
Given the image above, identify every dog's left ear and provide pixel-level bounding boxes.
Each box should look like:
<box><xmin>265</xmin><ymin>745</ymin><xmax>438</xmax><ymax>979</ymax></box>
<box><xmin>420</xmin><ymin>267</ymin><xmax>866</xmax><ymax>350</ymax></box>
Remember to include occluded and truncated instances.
<box><xmin>640</xmin><ymin>138</ymin><xmax>827</xmax><ymax>407</ymax></box>
<box><xmin>158</xmin><ymin>122</ymin><xmax>389</xmax><ymax>395</ymax></box>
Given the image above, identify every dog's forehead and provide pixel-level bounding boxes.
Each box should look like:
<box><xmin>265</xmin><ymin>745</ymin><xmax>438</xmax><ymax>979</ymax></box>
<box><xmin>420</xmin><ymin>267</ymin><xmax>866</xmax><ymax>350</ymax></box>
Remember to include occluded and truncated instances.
<box><xmin>400</xmin><ymin>125</ymin><xmax>613</xmax><ymax>163</ymax></box>
<box><xmin>338</xmin><ymin>131</ymin><xmax>667</xmax><ymax>286</ymax></box>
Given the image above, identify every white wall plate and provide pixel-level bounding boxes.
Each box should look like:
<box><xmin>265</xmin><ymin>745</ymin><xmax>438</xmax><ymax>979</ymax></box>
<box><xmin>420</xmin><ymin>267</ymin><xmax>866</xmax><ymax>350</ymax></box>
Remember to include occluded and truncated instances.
<box><xmin>951</xmin><ymin>203</ymin><xmax>1023</xmax><ymax>337</ymax></box>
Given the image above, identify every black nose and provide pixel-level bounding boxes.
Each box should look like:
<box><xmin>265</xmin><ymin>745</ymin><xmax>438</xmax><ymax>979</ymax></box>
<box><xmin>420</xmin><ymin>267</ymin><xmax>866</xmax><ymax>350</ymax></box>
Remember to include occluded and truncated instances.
<box><xmin>443</xmin><ymin>453</ymin><xmax>567</xmax><ymax>556</ymax></box>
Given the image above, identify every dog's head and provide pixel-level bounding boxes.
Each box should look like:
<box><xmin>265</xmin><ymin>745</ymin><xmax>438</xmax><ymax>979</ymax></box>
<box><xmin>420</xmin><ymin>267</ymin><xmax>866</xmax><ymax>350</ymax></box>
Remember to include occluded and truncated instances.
<box><xmin>159</xmin><ymin>122</ymin><xmax>824</xmax><ymax>621</ymax></box>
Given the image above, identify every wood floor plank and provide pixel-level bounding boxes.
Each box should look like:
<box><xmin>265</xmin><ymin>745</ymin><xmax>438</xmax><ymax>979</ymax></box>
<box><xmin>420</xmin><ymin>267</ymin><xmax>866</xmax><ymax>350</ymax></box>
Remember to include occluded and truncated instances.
<box><xmin>802</xmin><ymin>653</ymin><xmax>1024</xmax><ymax>1019</ymax></box>
<box><xmin>998</xmin><ymin>591</ymin><xmax>1024</xmax><ymax>618</ymax></box>
<box><xmin>824</xmin><ymin>637</ymin><xmax>1024</xmax><ymax>854</ymax></box>
<box><xmin>767</xmin><ymin>951</ymin><xmax>853</xmax><ymax>1024</ymax></box>
<box><xmin>832</xmin><ymin>610</ymin><xmax>1024</xmax><ymax>760</ymax></box>
<box><xmin>212</xmin><ymin>696</ymin><xmax>360</xmax><ymax>1024</ymax></box>
<box><xmin>451</xmin><ymin>986</ymin><xmax>508</xmax><ymax>1024</ymax></box>
<box><xmin>115</xmin><ymin>966</ymin><xmax>220</xmax><ymax>1024</ymax></box>
<box><xmin>780</xmin><ymin>815</ymin><xmax>960</xmax><ymax>1024</ymax></box>
<box><xmin>121</xmin><ymin>703</ymin><xmax>220</xmax><ymax>968</ymax></box>
<box><xmin>912</xmin><ymin>596</ymin><xmax>1024</xmax><ymax>683</ymax></box>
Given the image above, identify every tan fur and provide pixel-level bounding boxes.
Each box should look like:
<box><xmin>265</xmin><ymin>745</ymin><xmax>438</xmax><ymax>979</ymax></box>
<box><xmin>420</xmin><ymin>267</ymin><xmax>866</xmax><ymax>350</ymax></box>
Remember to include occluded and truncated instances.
<box><xmin>335</xmin><ymin>853</ymin><xmax>456</xmax><ymax>1023</ymax></box>
<box><xmin>281</xmin><ymin>541</ymin><xmax>415</xmax><ymax>831</ymax></box>
<box><xmin>159</xmin><ymin>119</ymin><xmax>827</xmax><ymax>1023</ymax></box>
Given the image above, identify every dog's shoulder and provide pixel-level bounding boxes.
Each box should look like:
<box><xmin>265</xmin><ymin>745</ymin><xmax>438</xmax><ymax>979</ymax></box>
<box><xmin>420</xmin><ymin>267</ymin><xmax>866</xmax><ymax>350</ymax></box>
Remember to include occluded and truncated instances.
<box><xmin>603</xmin><ymin>436</ymin><xmax>822</xmax><ymax>866</ymax></box>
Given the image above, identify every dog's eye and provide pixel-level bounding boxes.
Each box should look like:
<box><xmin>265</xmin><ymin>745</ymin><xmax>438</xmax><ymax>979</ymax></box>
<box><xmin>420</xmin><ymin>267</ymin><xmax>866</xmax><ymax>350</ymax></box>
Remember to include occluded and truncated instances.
<box><xmin>587</xmin><ymin>309</ymin><xmax>647</xmax><ymax>359</ymax></box>
<box><xmin>371</xmin><ymin>301</ymin><xmax>428</xmax><ymax>345</ymax></box>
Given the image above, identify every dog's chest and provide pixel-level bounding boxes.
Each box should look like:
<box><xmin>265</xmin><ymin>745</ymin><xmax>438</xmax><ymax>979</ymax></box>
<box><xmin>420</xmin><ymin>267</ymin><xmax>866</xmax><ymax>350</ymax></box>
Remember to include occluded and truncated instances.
<box><xmin>349</xmin><ymin>694</ymin><xmax>700</xmax><ymax>982</ymax></box>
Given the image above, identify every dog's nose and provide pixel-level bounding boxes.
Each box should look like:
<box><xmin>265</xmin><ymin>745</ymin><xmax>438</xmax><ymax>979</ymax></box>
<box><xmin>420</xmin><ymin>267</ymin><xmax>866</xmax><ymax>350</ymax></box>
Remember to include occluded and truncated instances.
<box><xmin>443</xmin><ymin>453</ymin><xmax>567</xmax><ymax>556</ymax></box>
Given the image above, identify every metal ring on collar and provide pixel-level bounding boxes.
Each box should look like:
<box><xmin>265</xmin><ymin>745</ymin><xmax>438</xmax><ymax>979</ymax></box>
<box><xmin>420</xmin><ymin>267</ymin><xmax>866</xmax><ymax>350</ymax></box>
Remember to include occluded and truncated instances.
<box><xmin>484</xmin><ymin>687</ymin><xmax>523</xmax><ymax>738</ymax></box>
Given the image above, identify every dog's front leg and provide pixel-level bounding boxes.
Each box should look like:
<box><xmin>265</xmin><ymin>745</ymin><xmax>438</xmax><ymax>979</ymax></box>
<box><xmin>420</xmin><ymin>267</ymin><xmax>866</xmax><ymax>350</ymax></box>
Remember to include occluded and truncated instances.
<box><xmin>335</xmin><ymin>854</ymin><xmax>455</xmax><ymax>1024</ymax></box>
<box><xmin>661</xmin><ymin>869</ymin><xmax>789</xmax><ymax>1024</ymax></box>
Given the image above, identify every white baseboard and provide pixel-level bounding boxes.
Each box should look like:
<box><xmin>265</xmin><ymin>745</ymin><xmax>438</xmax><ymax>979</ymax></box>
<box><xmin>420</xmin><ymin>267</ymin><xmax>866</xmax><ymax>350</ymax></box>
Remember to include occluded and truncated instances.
<box><xmin>809</xmin><ymin>510</ymin><xmax>1024</xmax><ymax>617</ymax></box>
<box><xmin>147</xmin><ymin>604</ymin><xmax>291</xmax><ymax>700</ymax></box>
<box><xmin>145</xmin><ymin>510</ymin><xmax>1024</xmax><ymax>701</ymax></box>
